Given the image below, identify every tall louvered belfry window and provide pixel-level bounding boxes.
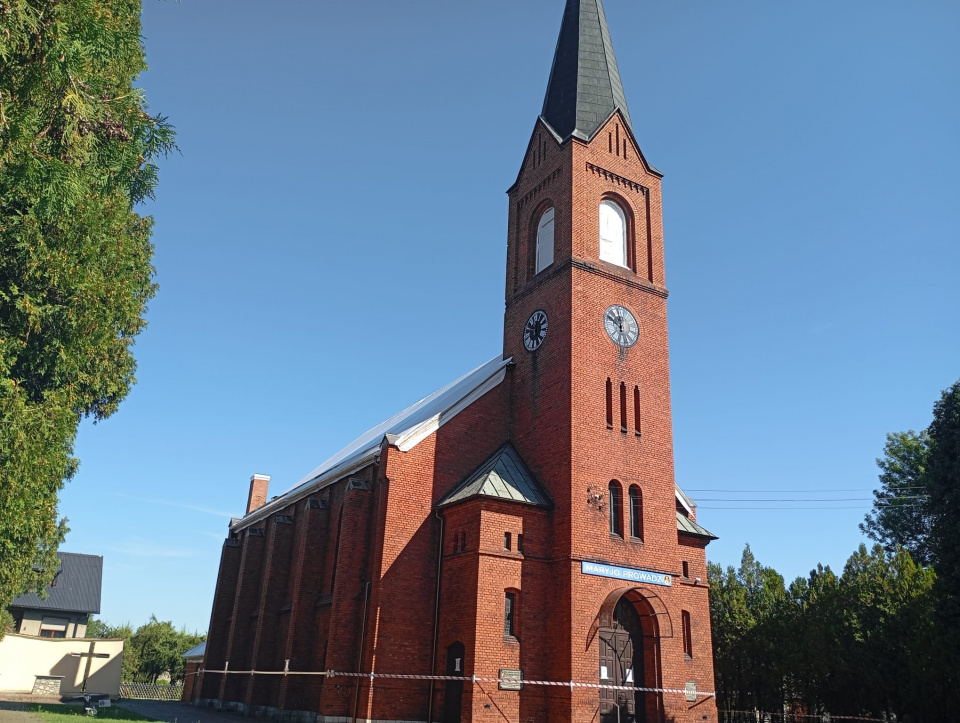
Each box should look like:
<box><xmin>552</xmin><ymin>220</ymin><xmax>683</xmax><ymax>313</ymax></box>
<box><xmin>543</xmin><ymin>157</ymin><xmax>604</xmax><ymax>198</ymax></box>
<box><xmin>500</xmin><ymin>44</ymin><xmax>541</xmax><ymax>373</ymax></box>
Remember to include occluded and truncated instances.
<box><xmin>536</xmin><ymin>207</ymin><xmax>555</xmax><ymax>273</ymax></box>
<box><xmin>599</xmin><ymin>200</ymin><xmax>627</xmax><ymax>268</ymax></box>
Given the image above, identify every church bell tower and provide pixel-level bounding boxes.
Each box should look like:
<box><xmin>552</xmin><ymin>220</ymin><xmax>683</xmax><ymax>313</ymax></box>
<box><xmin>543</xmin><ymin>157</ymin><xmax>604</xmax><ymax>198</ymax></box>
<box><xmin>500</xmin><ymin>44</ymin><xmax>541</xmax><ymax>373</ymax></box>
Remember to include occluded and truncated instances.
<box><xmin>502</xmin><ymin>1</ymin><xmax>718</xmax><ymax>721</ymax></box>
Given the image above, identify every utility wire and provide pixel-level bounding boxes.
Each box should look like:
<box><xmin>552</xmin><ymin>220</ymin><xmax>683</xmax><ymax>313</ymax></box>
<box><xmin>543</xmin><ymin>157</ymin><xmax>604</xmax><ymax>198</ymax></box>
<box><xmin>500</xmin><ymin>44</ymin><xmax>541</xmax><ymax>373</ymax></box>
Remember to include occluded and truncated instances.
<box><xmin>683</xmin><ymin>488</ymin><xmax>926</xmax><ymax>493</ymax></box>
<box><xmin>694</xmin><ymin>496</ymin><xmax>926</xmax><ymax>502</ymax></box>
<box><xmin>699</xmin><ymin>503</ymin><xmax>926</xmax><ymax>510</ymax></box>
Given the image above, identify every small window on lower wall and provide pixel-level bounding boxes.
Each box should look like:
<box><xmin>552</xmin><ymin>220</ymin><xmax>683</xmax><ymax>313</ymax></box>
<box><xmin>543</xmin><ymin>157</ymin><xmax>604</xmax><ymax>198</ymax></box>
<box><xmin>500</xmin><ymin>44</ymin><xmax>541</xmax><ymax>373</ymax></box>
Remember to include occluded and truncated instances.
<box><xmin>682</xmin><ymin>610</ymin><xmax>693</xmax><ymax>658</ymax></box>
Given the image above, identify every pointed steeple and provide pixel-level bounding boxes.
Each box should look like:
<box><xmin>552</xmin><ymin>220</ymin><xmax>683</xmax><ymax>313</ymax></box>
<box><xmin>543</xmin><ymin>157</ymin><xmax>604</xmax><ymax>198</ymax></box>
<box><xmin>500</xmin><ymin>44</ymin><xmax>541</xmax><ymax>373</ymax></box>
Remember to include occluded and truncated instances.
<box><xmin>541</xmin><ymin>0</ymin><xmax>633</xmax><ymax>142</ymax></box>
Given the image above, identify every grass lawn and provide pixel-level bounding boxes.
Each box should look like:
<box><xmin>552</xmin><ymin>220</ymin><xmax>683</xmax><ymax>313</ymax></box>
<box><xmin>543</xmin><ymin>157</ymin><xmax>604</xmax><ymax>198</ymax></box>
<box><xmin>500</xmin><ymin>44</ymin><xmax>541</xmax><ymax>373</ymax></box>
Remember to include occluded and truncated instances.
<box><xmin>29</xmin><ymin>704</ymin><xmax>159</xmax><ymax>723</ymax></box>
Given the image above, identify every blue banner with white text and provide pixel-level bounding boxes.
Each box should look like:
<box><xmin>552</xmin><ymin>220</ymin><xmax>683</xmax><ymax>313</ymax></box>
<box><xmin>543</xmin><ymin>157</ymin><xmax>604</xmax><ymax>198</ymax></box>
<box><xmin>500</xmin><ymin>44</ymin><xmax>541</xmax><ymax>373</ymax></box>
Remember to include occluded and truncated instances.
<box><xmin>581</xmin><ymin>561</ymin><xmax>672</xmax><ymax>587</ymax></box>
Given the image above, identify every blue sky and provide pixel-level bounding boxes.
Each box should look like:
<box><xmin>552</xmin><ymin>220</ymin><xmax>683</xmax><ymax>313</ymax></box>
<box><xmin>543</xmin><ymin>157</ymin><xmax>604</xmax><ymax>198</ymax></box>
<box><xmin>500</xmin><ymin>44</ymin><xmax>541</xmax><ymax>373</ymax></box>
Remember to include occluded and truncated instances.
<box><xmin>61</xmin><ymin>0</ymin><xmax>960</xmax><ymax>632</ymax></box>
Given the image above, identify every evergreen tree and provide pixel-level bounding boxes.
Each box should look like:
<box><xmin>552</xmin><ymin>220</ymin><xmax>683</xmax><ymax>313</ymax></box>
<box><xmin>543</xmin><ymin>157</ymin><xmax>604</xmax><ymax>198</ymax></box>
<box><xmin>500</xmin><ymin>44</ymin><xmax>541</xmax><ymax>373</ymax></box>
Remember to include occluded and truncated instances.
<box><xmin>709</xmin><ymin>544</ymin><xmax>947</xmax><ymax>720</ymax></box>
<box><xmin>860</xmin><ymin>431</ymin><xmax>933</xmax><ymax>564</ymax></box>
<box><xmin>0</xmin><ymin>0</ymin><xmax>174</xmax><ymax>618</ymax></box>
<box><xmin>925</xmin><ymin>379</ymin><xmax>960</xmax><ymax>701</ymax></box>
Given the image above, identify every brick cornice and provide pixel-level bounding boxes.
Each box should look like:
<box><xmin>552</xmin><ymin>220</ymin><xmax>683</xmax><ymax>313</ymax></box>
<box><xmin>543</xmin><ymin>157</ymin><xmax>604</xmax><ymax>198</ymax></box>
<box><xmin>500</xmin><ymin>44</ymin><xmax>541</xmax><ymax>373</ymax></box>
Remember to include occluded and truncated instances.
<box><xmin>586</xmin><ymin>162</ymin><xmax>649</xmax><ymax>195</ymax></box>
<box><xmin>505</xmin><ymin>257</ymin><xmax>669</xmax><ymax>310</ymax></box>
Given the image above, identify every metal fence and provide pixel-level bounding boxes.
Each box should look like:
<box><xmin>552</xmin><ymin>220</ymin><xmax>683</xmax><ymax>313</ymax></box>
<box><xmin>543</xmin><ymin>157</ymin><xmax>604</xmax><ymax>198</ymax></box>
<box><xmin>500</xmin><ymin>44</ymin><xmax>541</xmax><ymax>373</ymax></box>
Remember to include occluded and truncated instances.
<box><xmin>118</xmin><ymin>682</ymin><xmax>184</xmax><ymax>701</ymax></box>
<box><xmin>720</xmin><ymin>711</ymin><xmax>888</xmax><ymax>723</ymax></box>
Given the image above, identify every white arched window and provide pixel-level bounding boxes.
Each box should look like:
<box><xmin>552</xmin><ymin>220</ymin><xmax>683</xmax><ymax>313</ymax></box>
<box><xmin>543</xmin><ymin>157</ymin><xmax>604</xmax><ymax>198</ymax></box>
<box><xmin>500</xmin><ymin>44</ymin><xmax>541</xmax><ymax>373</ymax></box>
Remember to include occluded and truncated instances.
<box><xmin>599</xmin><ymin>200</ymin><xmax>627</xmax><ymax>268</ymax></box>
<box><xmin>535</xmin><ymin>207</ymin><xmax>555</xmax><ymax>274</ymax></box>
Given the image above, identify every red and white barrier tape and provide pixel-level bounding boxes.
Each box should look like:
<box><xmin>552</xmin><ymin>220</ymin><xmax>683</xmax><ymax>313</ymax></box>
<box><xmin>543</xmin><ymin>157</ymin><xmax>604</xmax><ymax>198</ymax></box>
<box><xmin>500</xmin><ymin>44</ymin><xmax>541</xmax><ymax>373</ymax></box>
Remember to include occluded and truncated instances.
<box><xmin>196</xmin><ymin>669</ymin><xmax>714</xmax><ymax>698</ymax></box>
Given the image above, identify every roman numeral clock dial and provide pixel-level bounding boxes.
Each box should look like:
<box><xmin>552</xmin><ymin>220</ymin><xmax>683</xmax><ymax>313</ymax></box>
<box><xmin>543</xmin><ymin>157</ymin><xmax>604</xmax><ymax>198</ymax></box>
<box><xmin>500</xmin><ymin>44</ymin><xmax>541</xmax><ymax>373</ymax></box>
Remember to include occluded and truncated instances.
<box><xmin>604</xmin><ymin>305</ymin><xmax>639</xmax><ymax>348</ymax></box>
<box><xmin>523</xmin><ymin>310</ymin><xmax>548</xmax><ymax>351</ymax></box>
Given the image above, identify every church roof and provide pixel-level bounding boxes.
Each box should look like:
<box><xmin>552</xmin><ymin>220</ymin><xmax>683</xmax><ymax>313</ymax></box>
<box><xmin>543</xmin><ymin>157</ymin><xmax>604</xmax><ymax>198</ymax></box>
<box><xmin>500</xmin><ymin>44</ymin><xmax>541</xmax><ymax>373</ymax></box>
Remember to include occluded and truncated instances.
<box><xmin>183</xmin><ymin>641</ymin><xmax>206</xmax><ymax>660</ymax></box>
<box><xmin>541</xmin><ymin>0</ymin><xmax>633</xmax><ymax>142</ymax></box>
<box><xmin>11</xmin><ymin>552</ymin><xmax>102</xmax><ymax>615</ymax></box>
<box><xmin>676</xmin><ymin>510</ymin><xmax>718</xmax><ymax>540</ymax></box>
<box><xmin>236</xmin><ymin>356</ymin><xmax>512</xmax><ymax>528</ymax></box>
<box><xmin>437</xmin><ymin>444</ymin><xmax>552</xmax><ymax>509</ymax></box>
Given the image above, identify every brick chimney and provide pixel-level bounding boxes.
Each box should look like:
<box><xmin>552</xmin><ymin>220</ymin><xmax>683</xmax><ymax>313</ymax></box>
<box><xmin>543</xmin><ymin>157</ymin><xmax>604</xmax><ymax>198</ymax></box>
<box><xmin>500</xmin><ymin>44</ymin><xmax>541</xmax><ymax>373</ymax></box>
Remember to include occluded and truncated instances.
<box><xmin>246</xmin><ymin>474</ymin><xmax>271</xmax><ymax>514</ymax></box>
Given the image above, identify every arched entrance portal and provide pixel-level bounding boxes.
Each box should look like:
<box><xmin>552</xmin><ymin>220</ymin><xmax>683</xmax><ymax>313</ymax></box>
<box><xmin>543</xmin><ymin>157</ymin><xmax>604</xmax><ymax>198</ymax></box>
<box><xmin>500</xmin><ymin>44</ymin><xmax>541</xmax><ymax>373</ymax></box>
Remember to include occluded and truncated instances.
<box><xmin>598</xmin><ymin>590</ymin><xmax>665</xmax><ymax>723</ymax></box>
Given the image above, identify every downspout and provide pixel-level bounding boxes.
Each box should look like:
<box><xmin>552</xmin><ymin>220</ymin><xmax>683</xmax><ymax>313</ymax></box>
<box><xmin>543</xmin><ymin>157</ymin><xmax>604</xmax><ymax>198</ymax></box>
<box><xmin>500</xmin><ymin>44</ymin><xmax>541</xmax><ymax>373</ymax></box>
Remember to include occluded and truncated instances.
<box><xmin>427</xmin><ymin>509</ymin><xmax>445</xmax><ymax>723</ymax></box>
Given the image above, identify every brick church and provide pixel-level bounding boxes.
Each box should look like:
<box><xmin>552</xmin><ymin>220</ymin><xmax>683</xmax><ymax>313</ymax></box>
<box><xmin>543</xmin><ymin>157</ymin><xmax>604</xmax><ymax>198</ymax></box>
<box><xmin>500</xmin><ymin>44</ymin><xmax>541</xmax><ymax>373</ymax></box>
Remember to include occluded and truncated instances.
<box><xmin>196</xmin><ymin>2</ymin><xmax>719</xmax><ymax>722</ymax></box>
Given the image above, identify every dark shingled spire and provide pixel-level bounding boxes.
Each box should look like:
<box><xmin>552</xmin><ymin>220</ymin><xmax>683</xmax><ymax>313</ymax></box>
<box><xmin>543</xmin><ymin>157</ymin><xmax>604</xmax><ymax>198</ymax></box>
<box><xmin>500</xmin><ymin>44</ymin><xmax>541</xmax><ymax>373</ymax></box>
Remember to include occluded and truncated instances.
<box><xmin>541</xmin><ymin>0</ymin><xmax>633</xmax><ymax>142</ymax></box>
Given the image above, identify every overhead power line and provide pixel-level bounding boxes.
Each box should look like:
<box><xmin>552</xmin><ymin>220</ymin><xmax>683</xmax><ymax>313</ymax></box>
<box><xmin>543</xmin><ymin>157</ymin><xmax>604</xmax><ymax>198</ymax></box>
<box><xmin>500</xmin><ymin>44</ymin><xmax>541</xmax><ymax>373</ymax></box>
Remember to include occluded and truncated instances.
<box><xmin>699</xmin><ymin>503</ymin><xmax>926</xmax><ymax>511</ymax></box>
<box><xmin>683</xmin><ymin>488</ymin><xmax>926</xmax><ymax>493</ymax></box>
<box><xmin>694</xmin><ymin>497</ymin><xmax>926</xmax><ymax>503</ymax></box>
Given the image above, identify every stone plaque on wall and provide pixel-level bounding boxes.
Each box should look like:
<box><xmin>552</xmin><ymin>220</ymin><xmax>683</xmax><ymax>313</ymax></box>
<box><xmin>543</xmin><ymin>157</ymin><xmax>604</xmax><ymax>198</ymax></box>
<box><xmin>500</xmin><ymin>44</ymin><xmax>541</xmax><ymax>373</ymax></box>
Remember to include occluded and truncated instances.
<box><xmin>498</xmin><ymin>669</ymin><xmax>523</xmax><ymax>691</ymax></box>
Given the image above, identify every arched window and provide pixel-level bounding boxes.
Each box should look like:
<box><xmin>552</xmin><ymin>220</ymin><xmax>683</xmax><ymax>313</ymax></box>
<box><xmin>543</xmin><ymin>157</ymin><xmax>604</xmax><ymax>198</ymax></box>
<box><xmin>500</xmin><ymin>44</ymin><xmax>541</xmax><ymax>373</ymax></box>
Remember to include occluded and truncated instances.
<box><xmin>629</xmin><ymin>486</ymin><xmax>643</xmax><ymax>540</ymax></box>
<box><xmin>599</xmin><ymin>200</ymin><xmax>627</xmax><ymax>268</ymax></box>
<box><xmin>535</xmin><ymin>207</ymin><xmax>555</xmax><ymax>273</ymax></box>
<box><xmin>608</xmin><ymin>481</ymin><xmax>623</xmax><ymax>537</ymax></box>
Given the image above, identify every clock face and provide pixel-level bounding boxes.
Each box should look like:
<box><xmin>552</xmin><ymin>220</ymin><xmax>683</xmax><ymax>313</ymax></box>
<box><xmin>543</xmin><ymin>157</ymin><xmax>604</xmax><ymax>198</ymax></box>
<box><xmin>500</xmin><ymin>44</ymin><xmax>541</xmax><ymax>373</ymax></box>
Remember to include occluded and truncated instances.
<box><xmin>523</xmin><ymin>310</ymin><xmax>549</xmax><ymax>351</ymax></box>
<box><xmin>604</xmin><ymin>305</ymin><xmax>639</xmax><ymax>348</ymax></box>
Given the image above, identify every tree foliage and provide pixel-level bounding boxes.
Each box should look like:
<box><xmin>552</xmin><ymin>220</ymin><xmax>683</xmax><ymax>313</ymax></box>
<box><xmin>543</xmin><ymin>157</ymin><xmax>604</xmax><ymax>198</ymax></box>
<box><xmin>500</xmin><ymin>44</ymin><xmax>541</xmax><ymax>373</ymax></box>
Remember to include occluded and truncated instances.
<box><xmin>89</xmin><ymin>615</ymin><xmax>203</xmax><ymax>684</ymax></box>
<box><xmin>860</xmin><ymin>430</ymin><xmax>933</xmax><ymax>564</ymax></box>
<box><xmin>0</xmin><ymin>0</ymin><xmax>174</xmax><ymax>617</ymax></box>
<box><xmin>926</xmin><ymin>380</ymin><xmax>960</xmax><ymax>684</ymax></box>
<box><xmin>709</xmin><ymin>544</ymin><xmax>949</xmax><ymax>720</ymax></box>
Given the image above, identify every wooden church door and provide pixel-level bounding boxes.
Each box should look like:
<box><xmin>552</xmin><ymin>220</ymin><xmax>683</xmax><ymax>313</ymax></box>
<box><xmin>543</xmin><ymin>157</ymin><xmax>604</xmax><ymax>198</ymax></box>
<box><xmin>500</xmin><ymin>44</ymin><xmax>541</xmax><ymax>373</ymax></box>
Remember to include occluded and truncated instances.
<box><xmin>443</xmin><ymin>642</ymin><xmax>465</xmax><ymax>723</ymax></box>
<box><xmin>599</xmin><ymin>599</ymin><xmax>646</xmax><ymax>723</ymax></box>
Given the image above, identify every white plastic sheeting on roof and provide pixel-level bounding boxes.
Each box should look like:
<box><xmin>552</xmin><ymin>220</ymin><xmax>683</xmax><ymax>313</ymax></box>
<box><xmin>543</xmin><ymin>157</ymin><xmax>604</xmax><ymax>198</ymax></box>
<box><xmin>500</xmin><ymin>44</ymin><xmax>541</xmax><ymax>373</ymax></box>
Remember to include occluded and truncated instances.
<box><xmin>233</xmin><ymin>356</ymin><xmax>512</xmax><ymax>529</ymax></box>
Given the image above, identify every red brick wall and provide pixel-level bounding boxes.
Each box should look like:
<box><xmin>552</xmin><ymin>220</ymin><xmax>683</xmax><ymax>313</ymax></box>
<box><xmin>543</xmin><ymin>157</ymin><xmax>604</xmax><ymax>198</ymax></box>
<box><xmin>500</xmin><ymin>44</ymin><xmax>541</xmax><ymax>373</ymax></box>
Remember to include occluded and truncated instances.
<box><xmin>182</xmin><ymin>660</ymin><xmax>201</xmax><ymax>702</ymax></box>
<box><xmin>199</xmin><ymin>111</ymin><xmax>717</xmax><ymax>723</ymax></box>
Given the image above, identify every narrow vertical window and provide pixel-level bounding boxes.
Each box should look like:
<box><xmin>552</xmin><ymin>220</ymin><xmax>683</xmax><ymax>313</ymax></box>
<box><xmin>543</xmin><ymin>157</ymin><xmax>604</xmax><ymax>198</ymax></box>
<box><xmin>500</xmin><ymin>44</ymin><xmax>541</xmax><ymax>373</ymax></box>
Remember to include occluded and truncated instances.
<box><xmin>629</xmin><ymin>486</ymin><xmax>643</xmax><ymax>540</ymax></box>
<box><xmin>517</xmin><ymin>534</ymin><xmax>524</xmax><ymax>554</ymax></box>
<box><xmin>504</xmin><ymin>532</ymin><xmax>512</xmax><ymax>551</ymax></box>
<box><xmin>608</xmin><ymin>481</ymin><xmax>623</xmax><ymax>537</ymax></box>
<box><xmin>682</xmin><ymin>610</ymin><xmax>693</xmax><ymax>658</ymax></box>
<box><xmin>599</xmin><ymin>200</ymin><xmax>627</xmax><ymax>268</ymax></box>
<box><xmin>504</xmin><ymin>592</ymin><xmax>517</xmax><ymax>638</ymax></box>
<box><xmin>682</xmin><ymin>561</ymin><xmax>690</xmax><ymax>578</ymax></box>
<box><xmin>535</xmin><ymin>207</ymin><xmax>555</xmax><ymax>274</ymax></box>
<box><xmin>633</xmin><ymin>385</ymin><xmax>641</xmax><ymax>435</ymax></box>
<box><xmin>606</xmin><ymin>378</ymin><xmax>613</xmax><ymax>428</ymax></box>
<box><xmin>620</xmin><ymin>382</ymin><xmax>628</xmax><ymax>432</ymax></box>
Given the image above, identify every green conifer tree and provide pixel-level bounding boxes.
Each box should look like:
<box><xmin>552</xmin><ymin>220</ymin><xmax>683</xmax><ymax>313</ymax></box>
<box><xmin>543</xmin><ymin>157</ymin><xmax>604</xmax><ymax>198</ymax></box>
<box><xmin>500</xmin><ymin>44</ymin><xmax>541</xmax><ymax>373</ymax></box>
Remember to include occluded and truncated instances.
<box><xmin>925</xmin><ymin>379</ymin><xmax>960</xmax><ymax>701</ymax></box>
<box><xmin>0</xmin><ymin>0</ymin><xmax>174</xmax><ymax>618</ymax></box>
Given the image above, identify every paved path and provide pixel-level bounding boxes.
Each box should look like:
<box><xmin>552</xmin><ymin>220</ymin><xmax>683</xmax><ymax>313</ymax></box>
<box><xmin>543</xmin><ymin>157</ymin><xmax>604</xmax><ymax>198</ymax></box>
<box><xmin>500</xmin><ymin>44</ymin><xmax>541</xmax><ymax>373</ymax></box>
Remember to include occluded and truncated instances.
<box><xmin>115</xmin><ymin>700</ymin><xmax>247</xmax><ymax>723</ymax></box>
<box><xmin>0</xmin><ymin>701</ymin><xmax>43</xmax><ymax>723</ymax></box>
